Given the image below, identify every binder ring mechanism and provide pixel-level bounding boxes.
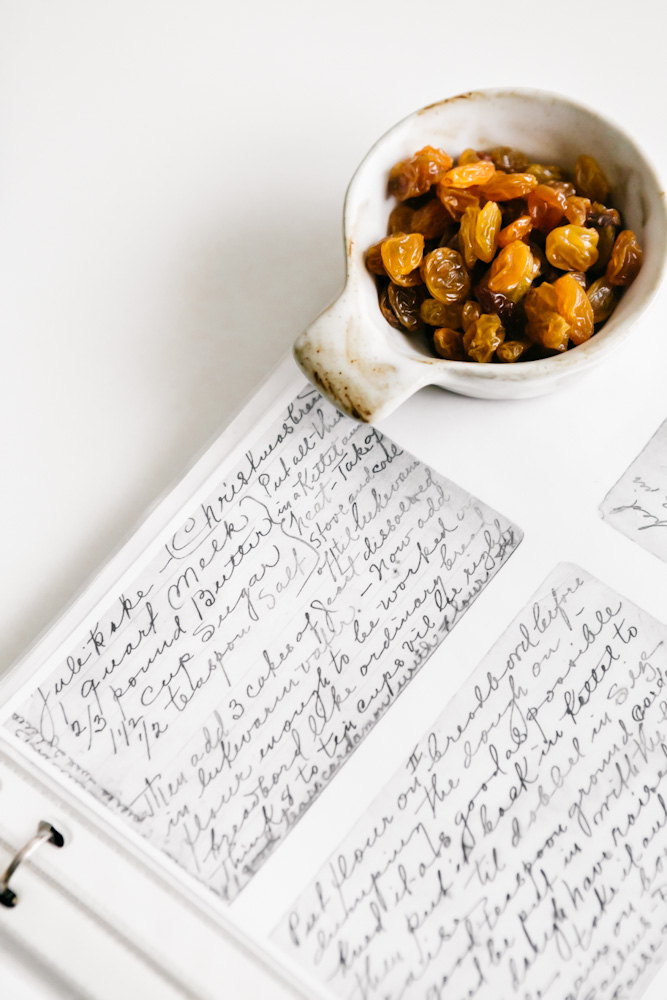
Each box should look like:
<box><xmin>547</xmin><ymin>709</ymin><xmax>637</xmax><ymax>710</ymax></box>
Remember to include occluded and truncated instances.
<box><xmin>0</xmin><ymin>821</ymin><xmax>65</xmax><ymax>908</ymax></box>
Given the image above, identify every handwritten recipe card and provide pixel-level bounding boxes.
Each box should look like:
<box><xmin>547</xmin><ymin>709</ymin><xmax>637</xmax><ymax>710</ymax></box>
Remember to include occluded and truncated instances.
<box><xmin>274</xmin><ymin>564</ymin><xmax>667</xmax><ymax>1000</ymax></box>
<box><xmin>3</xmin><ymin>385</ymin><xmax>521</xmax><ymax>902</ymax></box>
<box><xmin>601</xmin><ymin>418</ymin><xmax>667</xmax><ymax>562</ymax></box>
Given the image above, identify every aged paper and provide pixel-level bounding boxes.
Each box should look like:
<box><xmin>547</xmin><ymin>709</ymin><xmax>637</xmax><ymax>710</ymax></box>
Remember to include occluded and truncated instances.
<box><xmin>600</xmin><ymin>418</ymin><xmax>667</xmax><ymax>562</ymax></box>
<box><xmin>4</xmin><ymin>385</ymin><xmax>520</xmax><ymax>902</ymax></box>
<box><xmin>274</xmin><ymin>564</ymin><xmax>667</xmax><ymax>1000</ymax></box>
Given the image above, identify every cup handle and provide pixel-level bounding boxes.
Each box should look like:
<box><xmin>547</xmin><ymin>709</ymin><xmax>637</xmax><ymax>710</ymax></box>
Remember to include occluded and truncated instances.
<box><xmin>293</xmin><ymin>290</ymin><xmax>431</xmax><ymax>423</ymax></box>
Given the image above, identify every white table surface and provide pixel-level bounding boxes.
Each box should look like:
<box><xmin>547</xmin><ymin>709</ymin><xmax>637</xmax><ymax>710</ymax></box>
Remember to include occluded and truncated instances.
<box><xmin>1</xmin><ymin>2</ymin><xmax>666</xmax><ymax>997</ymax></box>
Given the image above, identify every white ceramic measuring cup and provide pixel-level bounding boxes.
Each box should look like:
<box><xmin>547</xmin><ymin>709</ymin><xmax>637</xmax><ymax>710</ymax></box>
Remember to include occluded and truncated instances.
<box><xmin>294</xmin><ymin>89</ymin><xmax>667</xmax><ymax>422</ymax></box>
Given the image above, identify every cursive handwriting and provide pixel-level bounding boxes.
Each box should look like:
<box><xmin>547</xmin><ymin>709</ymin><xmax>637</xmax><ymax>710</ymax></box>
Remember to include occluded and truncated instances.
<box><xmin>5</xmin><ymin>385</ymin><xmax>520</xmax><ymax>902</ymax></box>
<box><xmin>274</xmin><ymin>564</ymin><xmax>667</xmax><ymax>999</ymax></box>
<box><xmin>601</xmin><ymin>417</ymin><xmax>667</xmax><ymax>562</ymax></box>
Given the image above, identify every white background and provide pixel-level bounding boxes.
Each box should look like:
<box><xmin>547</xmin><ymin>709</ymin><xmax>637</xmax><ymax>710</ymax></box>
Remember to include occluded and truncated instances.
<box><xmin>1</xmin><ymin>1</ymin><xmax>667</xmax><ymax>997</ymax></box>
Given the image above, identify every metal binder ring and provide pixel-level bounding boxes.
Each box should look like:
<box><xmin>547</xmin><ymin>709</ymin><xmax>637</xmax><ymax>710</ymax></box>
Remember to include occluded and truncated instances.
<box><xmin>0</xmin><ymin>821</ymin><xmax>64</xmax><ymax>908</ymax></box>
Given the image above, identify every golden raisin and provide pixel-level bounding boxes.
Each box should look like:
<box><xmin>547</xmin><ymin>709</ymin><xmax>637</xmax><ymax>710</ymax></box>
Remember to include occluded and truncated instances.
<box><xmin>553</xmin><ymin>273</ymin><xmax>594</xmax><ymax>345</ymax></box>
<box><xmin>548</xmin><ymin>180</ymin><xmax>577</xmax><ymax>199</ymax></box>
<box><xmin>387</xmin><ymin>204</ymin><xmax>414</xmax><ymax>235</ymax></box>
<box><xmin>587</xmin><ymin>277</ymin><xmax>618</xmax><ymax>323</ymax></box>
<box><xmin>457</xmin><ymin>148</ymin><xmax>481</xmax><ymax>165</ymax></box>
<box><xmin>530</xmin><ymin>314</ymin><xmax>571</xmax><ymax>353</ymax></box>
<box><xmin>564</xmin><ymin>197</ymin><xmax>591</xmax><ymax>227</ymax></box>
<box><xmin>545</xmin><ymin>225</ymin><xmax>599</xmax><ymax>271</ymax></box>
<box><xmin>490</xmin><ymin>147</ymin><xmax>529</xmax><ymax>172</ymax></box>
<box><xmin>392</xmin><ymin>269</ymin><xmax>423</xmax><ymax>288</ymax></box>
<box><xmin>587</xmin><ymin>203</ymin><xmax>621</xmax><ymax>228</ymax></box>
<box><xmin>388</xmin><ymin>146</ymin><xmax>453</xmax><ymax>200</ymax></box>
<box><xmin>474</xmin><ymin>283</ymin><xmax>518</xmax><ymax>328</ymax></box>
<box><xmin>574</xmin><ymin>154</ymin><xmax>610</xmax><ymax>203</ymax></box>
<box><xmin>481</xmin><ymin>173</ymin><xmax>538</xmax><ymax>201</ymax></box>
<box><xmin>436</xmin><ymin>185</ymin><xmax>480</xmax><ymax>220</ymax></box>
<box><xmin>372</xmin><ymin>141</ymin><xmax>641</xmax><ymax>363</ymax></box>
<box><xmin>437</xmin><ymin>224</ymin><xmax>459</xmax><ymax>249</ymax></box>
<box><xmin>569</xmin><ymin>271</ymin><xmax>588</xmax><ymax>289</ymax></box>
<box><xmin>525</xmin><ymin>280</ymin><xmax>557</xmax><ymax>317</ymax></box>
<box><xmin>381</xmin><ymin>232</ymin><xmax>424</xmax><ymax>283</ymax></box>
<box><xmin>500</xmin><ymin>199</ymin><xmax>527</xmax><ymax>226</ymax></box>
<box><xmin>433</xmin><ymin>327</ymin><xmax>466</xmax><ymax>360</ymax></box>
<box><xmin>459</xmin><ymin>207</ymin><xmax>479</xmax><ymax>270</ymax></box>
<box><xmin>497</xmin><ymin>215</ymin><xmax>533</xmax><ymax>247</ymax></box>
<box><xmin>462</xmin><ymin>300</ymin><xmax>482</xmax><ymax>331</ymax></box>
<box><xmin>528</xmin><ymin>242</ymin><xmax>559</xmax><ymax>284</ymax></box>
<box><xmin>497</xmin><ymin>339</ymin><xmax>533</xmax><ymax>362</ymax></box>
<box><xmin>592</xmin><ymin>224</ymin><xmax>616</xmax><ymax>275</ymax></box>
<box><xmin>525</xmin><ymin>283</ymin><xmax>570</xmax><ymax>351</ymax></box>
<box><xmin>421</xmin><ymin>247</ymin><xmax>470</xmax><ymax>304</ymax></box>
<box><xmin>410</xmin><ymin>199</ymin><xmax>450</xmax><ymax>240</ymax></box>
<box><xmin>487</xmin><ymin>241</ymin><xmax>539</xmax><ymax>301</ymax></box>
<box><xmin>387</xmin><ymin>283</ymin><xmax>424</xmax><ymax>333</ymax></box>
<box><xmin>366</xmin><ymin>240</ymin><xmax>386</xmax><ymax>275</ymax></box>
<box><xmin>463</xmin><ymin>314</ymin><xmax>505</xmax><ymax>362</ymax></box>
<box><xmin>473</xmin><ymin>201</ymin><xmax>502</xmax><ymax>263</ymax></box>
<box><xmin>460</xmin><ymin>204</ymin><xmax>501</xmax><ymax>269</ymax></box>
<box><xmin>379</xmin><ymin>285</ymin><xmax>402</xmax><ymax>329</ymax></box>
<box><xmin>527</xmin><ymin>184</ymin><xmax>567</xmax><ymax>233</ymax></box>
<box><xmin>441</xmin><ymin>161</ymin><xmax>495</xmax><ymax>189</ymax></box>
<box><xmin>443</xmin><ymin>228</ymin><xmax>464</xmax><ymax>252</ymax></box>
<box><xmin>420</xmin><ymin>298</ymin><xmax>464</xmax><ymax>329</ymax></box>
<box><xmin>526</xmin><ymin>163</ymin><xmax>563</xmax><ymax>184</ymax></box>
<box><xmin>606</xmin><ymin>230</ymin><xmax>643</xmax><ymax>286</ymax></box>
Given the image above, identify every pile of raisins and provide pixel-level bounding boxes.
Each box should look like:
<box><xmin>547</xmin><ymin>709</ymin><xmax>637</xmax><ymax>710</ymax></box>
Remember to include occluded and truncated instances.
<box><xmin>366</xmin><ymin>145</ymin><xmax>643</xmax><ymax>362</ymax></box>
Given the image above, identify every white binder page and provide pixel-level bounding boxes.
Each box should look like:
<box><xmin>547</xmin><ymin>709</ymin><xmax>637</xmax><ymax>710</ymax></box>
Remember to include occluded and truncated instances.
<box><xmin>274</xmin><ymin>564</ymin><xmax>667</xmax><ymax>1000</ymax></box>
<box><xmin>601</xmin><ymin>417</ymin><xmax>667</xmax><ymax>562</ymax></box>
<box><xmin>0</xmin><ymin>359</ymin><xmax>521</xmax><ymax>906</ymax></box>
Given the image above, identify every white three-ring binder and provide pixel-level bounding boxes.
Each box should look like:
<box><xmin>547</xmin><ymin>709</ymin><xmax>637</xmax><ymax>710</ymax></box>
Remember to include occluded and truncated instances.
<box><xmin>0</xmin><ymin>357</ymin><xmax>331</xmax><ymax>999</ymax></box>
<box><xmin>2</xmin><ymin>352</ymin><xmax>666</xmax><ymax>1000</ymax></box>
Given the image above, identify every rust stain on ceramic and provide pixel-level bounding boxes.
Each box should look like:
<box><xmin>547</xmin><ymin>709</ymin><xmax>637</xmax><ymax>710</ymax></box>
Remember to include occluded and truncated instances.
<box><xmin>295</xmin><ymin>336</ymin><xmax>377</xmax><ymax>423</ymax></box>
<box><xmin>418</xmin><ymin>92</ymin><xmax>481</xmax><ymax>114</ymax></box>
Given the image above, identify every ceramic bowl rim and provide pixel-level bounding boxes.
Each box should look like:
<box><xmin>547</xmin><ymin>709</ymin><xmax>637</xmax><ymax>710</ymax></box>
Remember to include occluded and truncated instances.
<box><xmin>341</xmin><ymin>87</ymin><xmax>667</xmax><ymax>384</ymax></box>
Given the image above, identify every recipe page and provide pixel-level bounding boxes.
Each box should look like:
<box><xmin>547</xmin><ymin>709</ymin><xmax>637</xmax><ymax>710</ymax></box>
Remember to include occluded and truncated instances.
<box><xmin>1</xmin><ymin>384</ymin><xmax>521</xmax><ymax>902</ymax></box>
<box><xmin>274</xmin><ymin>563</ymin><xmax>667</xmax><ymax>1000</ymax></box>
<box><xmin>600</xmin><ymin>417</ymin><xmax>667</xmax><ymax>562</ymax></box>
